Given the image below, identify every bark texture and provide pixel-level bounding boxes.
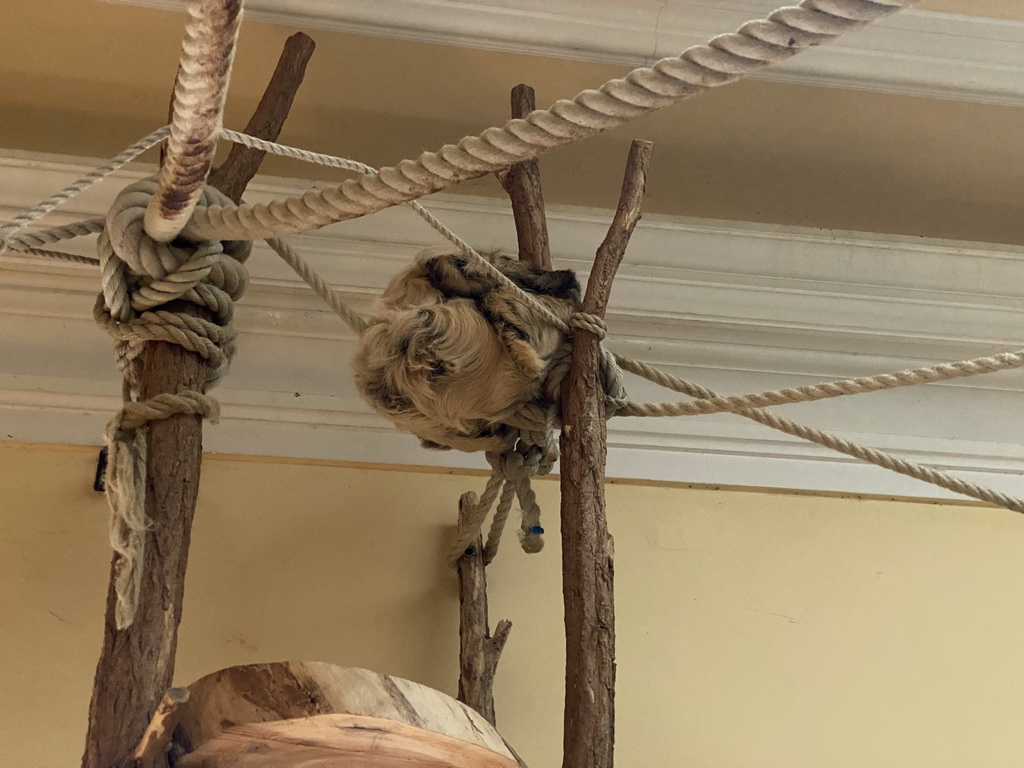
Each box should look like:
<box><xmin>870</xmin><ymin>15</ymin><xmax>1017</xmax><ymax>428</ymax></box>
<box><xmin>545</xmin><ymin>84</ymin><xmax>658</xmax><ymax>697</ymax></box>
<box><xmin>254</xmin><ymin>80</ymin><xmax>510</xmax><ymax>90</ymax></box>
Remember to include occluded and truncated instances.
<box><xmin>82</xmin><ymin>34</ymin><xmax>316</xmax><ymax>768</ymax></box>
<box><xmin>558</xmin><ymin>139</ymin><xmax>653</xmax><ymax>768</ymax></box>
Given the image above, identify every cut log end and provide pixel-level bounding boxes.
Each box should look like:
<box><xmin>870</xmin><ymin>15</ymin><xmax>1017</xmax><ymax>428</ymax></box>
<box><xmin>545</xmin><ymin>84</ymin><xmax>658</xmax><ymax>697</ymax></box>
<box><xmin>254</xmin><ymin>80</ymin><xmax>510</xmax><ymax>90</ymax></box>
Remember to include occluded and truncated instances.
<box><xmin>173</xmin><ymin>662</ymin><xmax>525</xmax><ymax>767</ymax></box>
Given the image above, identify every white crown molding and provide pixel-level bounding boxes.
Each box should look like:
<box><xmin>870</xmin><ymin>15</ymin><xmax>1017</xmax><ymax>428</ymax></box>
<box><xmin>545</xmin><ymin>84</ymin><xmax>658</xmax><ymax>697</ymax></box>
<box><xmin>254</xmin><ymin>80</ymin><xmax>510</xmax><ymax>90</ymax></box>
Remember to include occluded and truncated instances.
<box><xmin>4</xmin><ymin>149</ymin><xmax>1024</xmax><ymax>503</ymax></box>
<box><xmin>105</xmin><ymin>0</ymin><xmax>1024</xmax><ymax>107</ymax></box>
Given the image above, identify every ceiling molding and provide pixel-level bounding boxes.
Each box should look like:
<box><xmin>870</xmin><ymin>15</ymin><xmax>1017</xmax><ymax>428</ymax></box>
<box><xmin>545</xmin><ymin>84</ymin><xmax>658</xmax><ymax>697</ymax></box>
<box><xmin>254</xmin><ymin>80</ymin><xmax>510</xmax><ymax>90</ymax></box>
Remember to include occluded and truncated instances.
<box><xmin>105</xmin><ymin>0</ymin><xmax>1024</xmax><ymax>107</ymax></box>
<box><xmin>4</xmin><ymin>149</ymin><xmax>1024</xmax><ymax>503</ymax></box>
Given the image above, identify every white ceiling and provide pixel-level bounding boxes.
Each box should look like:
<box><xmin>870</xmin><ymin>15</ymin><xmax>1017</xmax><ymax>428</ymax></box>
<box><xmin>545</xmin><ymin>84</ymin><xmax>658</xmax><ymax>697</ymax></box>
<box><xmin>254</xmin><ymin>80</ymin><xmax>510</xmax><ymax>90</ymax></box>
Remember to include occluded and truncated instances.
<box><xmin>107</xmin><ymin>0</ymin><xmax>1024</xmax><ymax>106</ymax></box>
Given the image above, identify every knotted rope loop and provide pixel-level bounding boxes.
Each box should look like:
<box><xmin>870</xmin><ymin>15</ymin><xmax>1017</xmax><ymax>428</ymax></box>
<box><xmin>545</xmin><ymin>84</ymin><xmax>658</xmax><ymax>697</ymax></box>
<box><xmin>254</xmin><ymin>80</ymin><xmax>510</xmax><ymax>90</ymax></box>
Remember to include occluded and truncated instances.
<box><xmin>570</xmin><ymin>312</ymin><xmax>608</xmax><ymax>339</ymax></box>
<box><xmin>96</xmin><ymin>177</ymin><xmax>250</xmax><ymax>629</ymax></box>
<box><xmin>96</xmin><ymin>176</ymin><xmax>251</xmax><ymax>393</ymax></box>
<box><xmin>446</xmin><ymin>441</ymin><xmax>554</xmax><ymax>568</ymax></box>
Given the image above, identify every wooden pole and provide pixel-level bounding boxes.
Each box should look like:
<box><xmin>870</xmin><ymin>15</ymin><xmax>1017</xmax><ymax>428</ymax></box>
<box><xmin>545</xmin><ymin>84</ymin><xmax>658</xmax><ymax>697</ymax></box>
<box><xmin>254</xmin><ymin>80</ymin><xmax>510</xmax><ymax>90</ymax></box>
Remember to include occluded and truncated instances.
<box><xmin>501</xmin><ymin>84</ymin><xmax>552</xmax><ymax>270</ymax></box>
<box><xmin>456</xmin><ymin>492</ymin><xmax>513</xmax><ymax>727</ymax></box>
<box><xmin>208</xmin><ymin>32</ymin><xmax>316</xmax><ymax>201</ymax></box>
<box><xmin>455</xmin><ymin>82</ymin><xmax>550</xmax><ymax>727</ymax></box>
<box><xmin>558</xmin><ymin>139</ymin><xmax>653</xmax><ymax>768</ymax></box>
<box><xmin>82</xmin><ymin>33</ymin><xmax>315</xmax><ymax>768</ymax></box>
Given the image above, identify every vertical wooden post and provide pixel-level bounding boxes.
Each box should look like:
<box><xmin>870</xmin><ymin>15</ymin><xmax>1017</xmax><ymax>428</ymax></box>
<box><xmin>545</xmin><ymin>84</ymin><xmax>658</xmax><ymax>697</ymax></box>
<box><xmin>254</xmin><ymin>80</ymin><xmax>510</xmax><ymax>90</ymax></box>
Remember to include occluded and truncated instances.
<box><xmin>457</xmin><ymin>493</ymin><xmax>513</xmax><ymax>726</ymax></box>
<box><xmin>501</xmin><ymin>84</ymin><xmax>551</xmax><ymax>270</ymax></box>
<box><xmin>457</xmin><ymin>82</ymin><xmax>552</xmax><ymax>724</ymax></box>
<box><xmin>82</xmin><ymin>33</ymin><xmax>315</xmax><ymax>768</ymax></box>
<box><xmin>558</xmin><ymin>139</ymin><xmax>652</xmax><ymax>768</ymax></box>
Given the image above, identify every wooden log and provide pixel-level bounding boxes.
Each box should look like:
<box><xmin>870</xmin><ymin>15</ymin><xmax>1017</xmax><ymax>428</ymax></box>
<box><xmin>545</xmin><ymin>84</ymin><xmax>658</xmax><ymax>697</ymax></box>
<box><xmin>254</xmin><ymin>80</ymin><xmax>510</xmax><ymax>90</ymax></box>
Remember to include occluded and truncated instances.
<box><xmin>132</xmin><ymin>688</ymin><xmax>190</xmax><ymax>768</ymax></box>
<box><xmin>456</xmin><ymin>492</ymin><xmax>513</xmax><ymax>726</ymax></box>
<box><xmin>82</xmin><ymin>35</ymin><xmax>316</xmax><ymax>768</ymax></box>
<box><xmin>558</xmin><ymin>139</ymin><xmax>653</xmax><ymax>768</ymax></box>
<box><xmin>500</xmin><ymin>84</ymin><xmax>551</xmax><ymax>270</ymax></box>
<box><xmin>83</xmin><ymin>307</ymin><xmax>210</xmax><ymax>768</ymax></box>
<box><xmin>172</xmin><ymin>662</ymin><xmax>526</xmax><ymax>767</ymax></box>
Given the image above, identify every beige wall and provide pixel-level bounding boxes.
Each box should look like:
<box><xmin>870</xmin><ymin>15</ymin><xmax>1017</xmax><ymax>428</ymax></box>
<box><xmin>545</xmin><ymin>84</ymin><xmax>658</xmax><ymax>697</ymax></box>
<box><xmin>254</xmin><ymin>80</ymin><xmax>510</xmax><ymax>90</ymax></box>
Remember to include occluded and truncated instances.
<box><xmin>4</xmin><ymin>442</ymin><xmax>1024</xmax><ymax>766</ymax></box>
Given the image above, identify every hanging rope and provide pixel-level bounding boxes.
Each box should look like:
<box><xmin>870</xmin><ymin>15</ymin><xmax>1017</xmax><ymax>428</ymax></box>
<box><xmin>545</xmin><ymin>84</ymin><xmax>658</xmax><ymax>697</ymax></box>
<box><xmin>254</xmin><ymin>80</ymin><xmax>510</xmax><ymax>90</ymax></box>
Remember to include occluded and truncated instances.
<box><xmin>613</xmin><ymin>354</ymin><xmax>1024</xmax><ymax>514</ymax></box>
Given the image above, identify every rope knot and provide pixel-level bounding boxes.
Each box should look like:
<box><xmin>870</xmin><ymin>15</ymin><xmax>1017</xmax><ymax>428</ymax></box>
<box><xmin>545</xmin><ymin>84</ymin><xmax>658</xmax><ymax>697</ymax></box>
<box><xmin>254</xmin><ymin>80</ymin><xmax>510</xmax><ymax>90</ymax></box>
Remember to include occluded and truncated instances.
<box><xmin>96</xmin><ymin>176</ymin><xmax>252</xmax><ymax>394</ymax></box>
<box><xmin>570</xmin><ymin>312</ymin><xmax>608</xmax><ymax>339</ymax></box>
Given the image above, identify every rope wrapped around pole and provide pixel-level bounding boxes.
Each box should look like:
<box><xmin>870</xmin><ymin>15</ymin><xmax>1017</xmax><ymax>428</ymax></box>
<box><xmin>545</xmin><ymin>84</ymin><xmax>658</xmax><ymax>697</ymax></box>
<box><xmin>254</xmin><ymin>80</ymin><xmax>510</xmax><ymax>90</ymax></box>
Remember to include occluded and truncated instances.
<box><xmin>144</xmin><ymin>0</ymin><xmax>243</xmax><ymax>242</ymax></box>
<box><xmin>182</xmin><ymin>0</ymin><xmax>920</xmax><ymax>242</ymax></box>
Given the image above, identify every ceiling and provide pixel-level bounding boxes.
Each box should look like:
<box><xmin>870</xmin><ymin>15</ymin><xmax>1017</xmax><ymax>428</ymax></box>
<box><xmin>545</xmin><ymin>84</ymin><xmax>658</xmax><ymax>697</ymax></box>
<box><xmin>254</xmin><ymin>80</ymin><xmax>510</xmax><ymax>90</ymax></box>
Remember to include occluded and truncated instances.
<box><xmin>922</xmin><ymin>0</ymin><xmax>1024</xmax><ymax>18</ymax></box>
<box><xmin>2</xmin><ymin>0</ymin><xmax>1023</xmax><ymax>245</ymax></box>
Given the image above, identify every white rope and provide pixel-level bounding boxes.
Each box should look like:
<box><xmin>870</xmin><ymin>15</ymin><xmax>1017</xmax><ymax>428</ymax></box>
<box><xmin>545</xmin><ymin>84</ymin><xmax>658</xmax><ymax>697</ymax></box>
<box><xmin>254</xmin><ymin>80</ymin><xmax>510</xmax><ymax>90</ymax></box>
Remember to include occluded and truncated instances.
<box><xmin>0</xmin><ymin>129</ymin><xmax>169</xmax><ymax>254</ymax></box>
<box><xmin>217</xmin><ymin>129</ymin><xmax>571</xmax><ymax>333</ymax></box>
<box><xmin>183</xmin><ymin>0</ymin><xmax>919</xmax><ymax>243</ymax></box>
<box><xmin>220</xmin><ymin>128</ymin><xmax>479</xmax><ymax>257</ymax></box>
<box><xmin>265</xmin><ymin>237</ymin><xmax>368</xmax><ymax>335</ymax></box>
<box><xmin>613</xmin><ymin>349</ymin><xmax>1024</xmax><ymax>417</ymax></box>
<box><xmin>614</xmin><ymin>354</ymin><xmax>1024</xmax><ymax>514</ymax></box>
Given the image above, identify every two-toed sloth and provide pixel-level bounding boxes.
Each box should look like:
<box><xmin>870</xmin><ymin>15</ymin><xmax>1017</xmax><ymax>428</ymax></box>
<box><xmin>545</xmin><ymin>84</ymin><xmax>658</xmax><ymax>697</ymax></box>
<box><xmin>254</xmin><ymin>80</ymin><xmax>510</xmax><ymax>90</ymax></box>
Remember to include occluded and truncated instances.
<box><xmin>353</xmin><ymin>246</ymin><xmax>580</xmax><ymax>452</ymax></box>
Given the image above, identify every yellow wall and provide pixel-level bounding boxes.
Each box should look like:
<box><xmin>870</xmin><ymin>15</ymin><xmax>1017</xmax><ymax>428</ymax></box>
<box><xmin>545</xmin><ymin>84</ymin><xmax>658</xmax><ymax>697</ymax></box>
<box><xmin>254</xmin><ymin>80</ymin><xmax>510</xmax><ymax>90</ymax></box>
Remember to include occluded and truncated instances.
<box><xmin>3</xmin><ymin>442</ymin><xmax>1024</xmax><ymax>767</ymax></box>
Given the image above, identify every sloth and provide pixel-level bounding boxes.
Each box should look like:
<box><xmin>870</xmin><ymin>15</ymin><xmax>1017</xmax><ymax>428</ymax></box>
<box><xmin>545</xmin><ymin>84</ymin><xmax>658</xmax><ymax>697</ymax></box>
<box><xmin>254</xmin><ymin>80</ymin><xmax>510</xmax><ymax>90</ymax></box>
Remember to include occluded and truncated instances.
<box><xmin>353</xmin><ymin>246</ymin><xmax>580</xmax><ymax>452</ymax></box>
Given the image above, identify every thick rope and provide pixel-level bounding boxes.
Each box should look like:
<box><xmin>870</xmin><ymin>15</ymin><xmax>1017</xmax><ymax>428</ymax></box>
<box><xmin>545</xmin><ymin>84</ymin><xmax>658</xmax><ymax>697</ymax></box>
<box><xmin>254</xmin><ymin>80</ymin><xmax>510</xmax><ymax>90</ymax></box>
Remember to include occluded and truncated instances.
<box><xmin>613</xmin><ymin>349</ymin><xmax>1024</xmax><ymax>417</ymax></box>
<box><xmin>218</xmin><ymin>129</ymin><xmax>570</xmax><ymax>333</ymax></box>
<box><xmin>183</xmin><ymin>0</ymin><xmax>919</xmax><ymax>243</ymax></box>
<box><xmin>144</xmin><ymin>0</ymin><xmax>241</xmax><ymax>242</ymax></box>
<box><xmin>96</xmin><ymin>176</ymin><xmax>250</xmax><ymax>627</ymax></box>
<box><xmin>614</xmin><ymin>354</ymin><xmax>1024</xmax><ymax>514</ymax></box>
<box><xmin>446</xmin><ymin>445</ymin><xmax>552</xmax><ymax>567</ymax></box>
<box><xmin>220</xmin><ymin>128</ymin><xmax>480</xmax><ymax>259</ymax></box>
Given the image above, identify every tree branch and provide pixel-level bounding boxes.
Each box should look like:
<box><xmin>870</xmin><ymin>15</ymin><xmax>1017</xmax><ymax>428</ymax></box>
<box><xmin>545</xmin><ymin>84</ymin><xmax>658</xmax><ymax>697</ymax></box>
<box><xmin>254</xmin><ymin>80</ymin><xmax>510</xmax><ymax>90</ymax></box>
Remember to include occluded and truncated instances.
<box><xmin>500</xmin><ymin>84</ymin><xmax>552</xmax><ymax>270</ymax></box>
<box><xmin>208</xmin><ymin>32</ymin><xmax>316</xmax><ymax>203</ymax></box>
<box><xmin>457</xmin><ymin>492</ymin><xmax>513</xmax><ymax>727</ymax></box>
<box><xmin>82</xmin><ymin>34</ymin><xmax>316</xmax><ymax>768</ymax></box>
<box><xmin>559</xmin><ymin>139</ymin><xmax>653</xmax><ymax>768</ymax></box>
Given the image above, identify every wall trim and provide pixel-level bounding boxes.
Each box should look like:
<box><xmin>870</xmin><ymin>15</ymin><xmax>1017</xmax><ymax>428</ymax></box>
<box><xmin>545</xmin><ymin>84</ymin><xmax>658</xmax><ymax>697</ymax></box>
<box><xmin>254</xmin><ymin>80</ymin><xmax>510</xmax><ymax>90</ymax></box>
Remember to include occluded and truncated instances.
<box><xmin>3</xmin><ymin>149</ymin><xmax>1024</xmax><ymax>503</ymax></box>
<box><xmin>105</xmin><ymin>0</ymin><xmax>1024</xmax><ymax>107</ymax></box>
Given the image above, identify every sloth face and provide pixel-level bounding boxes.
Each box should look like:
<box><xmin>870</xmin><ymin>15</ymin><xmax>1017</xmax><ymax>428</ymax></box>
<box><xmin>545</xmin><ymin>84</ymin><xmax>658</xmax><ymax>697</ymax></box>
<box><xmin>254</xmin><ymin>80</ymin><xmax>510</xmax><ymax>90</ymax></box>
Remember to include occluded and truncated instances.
<box><xmin>353</xmin><ymin>246</ymin><xmax>580</xmax><ymax>452</ymax></box>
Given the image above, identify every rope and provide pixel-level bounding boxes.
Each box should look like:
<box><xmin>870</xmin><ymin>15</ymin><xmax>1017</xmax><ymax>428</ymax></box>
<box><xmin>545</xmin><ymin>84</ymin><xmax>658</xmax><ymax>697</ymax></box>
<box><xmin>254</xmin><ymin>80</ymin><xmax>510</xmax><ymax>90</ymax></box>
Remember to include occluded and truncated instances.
<box><xmin>612</xmin><ymin>349</ymin><xmax>1024</xmax><ymax>417</ymax></box>
<box><xmin>144</xmin><ymin>0</ymin><xmax>241</xmax><ymax>242</ymax></box>
<box><xmin>182</xmin><ymin>0</ymin><xmax>919</xmax><ymax>243</ymax></box>
<box><xmin>2</xmin><ymin>244</ymin><xmax>100</xmax><ymax>266</ymax></box>
<box><xmin>104</xmin><ymin>390</ymin><xmax>218</xmax><ymax>629</ymax></box>
<box><xmin>614</xmin><ymin>354</ymin><xmax>1024</xmax><ymax>514</ymax></box>
<box><xmin>265</xmin><ymin>237</ymin><xmax>368</xmax><ymax>335</ymax></box>
<box><xmin>218</xmin><ymin>129</ymin><xmax>570</xmax><ymax>334</ymax></box>
<box><xmin>446</xmin><ymin>444</ymin><xmax>553</xmax><ymax>567</ymax></box>
<box><xmin>0</xmin><ymin>129</ymin><xmax>169</xmax><ymax>254</ymax></box>
<box><xmin>96</xmin><ymin>176</ymin><xmax>250</xmax><ymax>628</ymax></box>
<box><xmin>220</xmin><ymin>128</ymin><xmax>479</xmax><ymax>260</ymax></box>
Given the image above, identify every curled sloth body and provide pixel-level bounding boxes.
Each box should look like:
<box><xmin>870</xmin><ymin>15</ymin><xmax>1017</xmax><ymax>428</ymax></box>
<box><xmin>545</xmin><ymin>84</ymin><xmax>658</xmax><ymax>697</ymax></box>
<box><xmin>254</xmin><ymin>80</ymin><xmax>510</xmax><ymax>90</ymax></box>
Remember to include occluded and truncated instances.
<box><xmin>354</xmin><ymin>246</ymin><xmax>580</xmax><ymax>452</ymax></box>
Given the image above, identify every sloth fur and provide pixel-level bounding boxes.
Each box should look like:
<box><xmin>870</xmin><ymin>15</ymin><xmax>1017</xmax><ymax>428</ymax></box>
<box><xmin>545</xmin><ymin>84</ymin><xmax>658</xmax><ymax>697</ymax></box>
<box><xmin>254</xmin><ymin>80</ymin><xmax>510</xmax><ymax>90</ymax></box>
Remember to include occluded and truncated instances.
<box><xmin>353</xmin><ymin>246</ymin><xmax>580</xmax><ymax>452</ymax></box>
